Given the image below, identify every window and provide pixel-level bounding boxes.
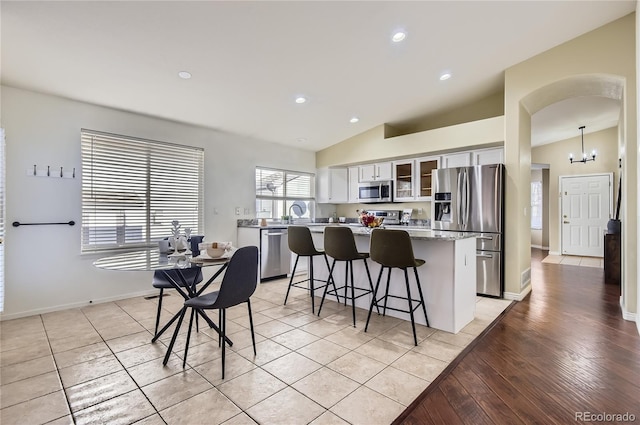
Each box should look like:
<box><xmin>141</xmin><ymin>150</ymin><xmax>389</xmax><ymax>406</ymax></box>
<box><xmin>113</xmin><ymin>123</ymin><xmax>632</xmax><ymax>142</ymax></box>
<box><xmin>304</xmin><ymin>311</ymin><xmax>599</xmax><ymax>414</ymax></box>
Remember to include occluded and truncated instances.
<box><xmin>531</xmin><ymin>181</ymin><xmax>542</xmax><ymax>230</ymax></box>
<box><xmin>255</xmin><ymin>167</ymin><xmax>315</xmax><ymax>220</ymax></box>
<box><xmin>81</xmin><ymin>130</ymin><xmax>204</xmax><ymax>252</ymax></box>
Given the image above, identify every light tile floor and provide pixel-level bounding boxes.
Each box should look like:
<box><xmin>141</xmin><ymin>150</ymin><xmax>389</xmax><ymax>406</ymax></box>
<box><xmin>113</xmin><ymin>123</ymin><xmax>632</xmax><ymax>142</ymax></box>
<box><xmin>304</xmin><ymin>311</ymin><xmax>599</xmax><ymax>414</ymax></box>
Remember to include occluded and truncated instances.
<box><xmin>541</xmin><ymin>254</ymin><xmax>604</xmax><ymax>268</ymax></box>
<box><xmin>0</xmin><ymin>277</ymin><xmax>511</xmax><ymax>425</ymax></box>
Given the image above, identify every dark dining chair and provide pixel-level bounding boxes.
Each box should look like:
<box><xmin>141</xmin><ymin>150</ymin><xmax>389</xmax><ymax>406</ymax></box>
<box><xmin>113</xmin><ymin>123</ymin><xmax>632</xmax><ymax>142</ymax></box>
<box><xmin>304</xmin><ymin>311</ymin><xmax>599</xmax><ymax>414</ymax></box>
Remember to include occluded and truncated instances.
<box><xmin>152</xmin><ymin>268</ymin><xmax>203</xmax><ymax>338</ymax></box>
<box><xmin>163</xmin><ymin>246</ymin><xmax>259</xmax><ymax>379</ymax></box>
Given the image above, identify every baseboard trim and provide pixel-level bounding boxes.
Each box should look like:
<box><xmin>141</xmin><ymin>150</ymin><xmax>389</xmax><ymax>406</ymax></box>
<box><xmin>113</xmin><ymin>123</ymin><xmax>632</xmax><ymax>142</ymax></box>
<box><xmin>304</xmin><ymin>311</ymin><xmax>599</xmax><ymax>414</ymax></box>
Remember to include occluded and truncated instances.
<box><xmin>548</xmin><ymin>251</ymin><xmax>561</xmax><ymax>256</ymax></box>
<box><xmin>619</xmin><ymin>297</ymin><xmax>638</xmax><ymax>325</ymax></box>
<box><xmin>530</xmin><ymin>244</ymin><xmax>549</xmax><ymax>250</ymax></box>
<box><xmin>504</xmin><ymin>285</ymin><xmax>532</xmax><ymax>301</ymax></box>
<box><xmin>0</xmin><ymin>289</ymin><xmax>158</xmax><ymax>321</ymax></box>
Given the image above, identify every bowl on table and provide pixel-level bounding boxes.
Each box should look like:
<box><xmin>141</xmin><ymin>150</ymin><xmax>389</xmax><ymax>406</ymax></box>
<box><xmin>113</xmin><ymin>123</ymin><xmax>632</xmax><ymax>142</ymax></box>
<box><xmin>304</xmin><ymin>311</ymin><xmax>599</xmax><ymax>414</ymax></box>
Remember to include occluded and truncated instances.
<box><xmin>198</xmin><ymin>242</ymin><xmax>228</xmax><ymax>258</ymax></box>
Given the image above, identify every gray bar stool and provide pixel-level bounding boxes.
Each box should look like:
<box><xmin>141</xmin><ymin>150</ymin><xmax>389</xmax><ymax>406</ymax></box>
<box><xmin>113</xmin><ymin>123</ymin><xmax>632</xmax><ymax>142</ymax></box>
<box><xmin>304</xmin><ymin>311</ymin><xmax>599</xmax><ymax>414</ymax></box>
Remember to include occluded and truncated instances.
<box><xmin>365</xmin><ymin>229</ymin><xmax>429</xmax><ymax>346</ymax></box>
<box><xmin>284</xmin><ymin>226</ymin><xmax>334</xmax><ymax>314</ymax></box>
<box><xmin>318</xmin><ymin>225</ymin><xmax>379</xmax><ymax>327</ymax></box>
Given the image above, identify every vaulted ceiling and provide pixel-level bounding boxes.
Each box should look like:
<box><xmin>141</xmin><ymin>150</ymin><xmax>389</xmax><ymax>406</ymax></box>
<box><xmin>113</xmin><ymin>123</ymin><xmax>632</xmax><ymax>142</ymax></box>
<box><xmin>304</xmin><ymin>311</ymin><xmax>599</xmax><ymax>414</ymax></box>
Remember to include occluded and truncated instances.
<box><xmin>1</xmin><ymin>1</ymin><xmax>634</xmax><ymax>151</ymax></box>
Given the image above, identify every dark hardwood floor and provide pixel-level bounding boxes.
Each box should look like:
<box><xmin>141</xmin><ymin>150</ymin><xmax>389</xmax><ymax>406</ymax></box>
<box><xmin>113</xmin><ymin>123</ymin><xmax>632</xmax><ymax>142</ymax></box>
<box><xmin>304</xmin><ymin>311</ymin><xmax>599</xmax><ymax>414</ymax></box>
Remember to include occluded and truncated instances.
<box><xmin>394</xmin><ymin>249</ymin><xmax>640</xmax><ymax>424</ymax></box>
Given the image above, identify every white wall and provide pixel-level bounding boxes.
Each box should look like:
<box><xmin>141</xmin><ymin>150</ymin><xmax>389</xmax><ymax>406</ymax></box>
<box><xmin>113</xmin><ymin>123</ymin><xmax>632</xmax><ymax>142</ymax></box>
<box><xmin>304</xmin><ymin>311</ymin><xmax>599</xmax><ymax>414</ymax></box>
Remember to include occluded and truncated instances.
<box><xmin>1</xmin><ymin>86</ymin><xmax>316</xmax><ymax>319</ymax></box>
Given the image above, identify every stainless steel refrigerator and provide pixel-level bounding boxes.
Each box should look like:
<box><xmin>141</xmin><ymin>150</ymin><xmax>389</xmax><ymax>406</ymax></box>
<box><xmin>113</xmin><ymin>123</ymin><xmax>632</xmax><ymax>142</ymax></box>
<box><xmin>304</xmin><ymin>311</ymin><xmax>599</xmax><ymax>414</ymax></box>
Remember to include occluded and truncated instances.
<box><xmin>431</xmin><ymin>164</ymin><xmax>504</xmax><ymax>297</ymax></box>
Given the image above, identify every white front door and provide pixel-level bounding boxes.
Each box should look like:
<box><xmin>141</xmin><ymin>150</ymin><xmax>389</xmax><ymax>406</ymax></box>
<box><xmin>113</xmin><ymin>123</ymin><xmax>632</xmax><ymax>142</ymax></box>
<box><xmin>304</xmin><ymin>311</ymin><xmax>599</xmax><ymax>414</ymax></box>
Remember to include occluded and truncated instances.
<box><xmin>561</xmin><ymin>174</ymin><xmax>612</xmax><ymax>257</ymax></box>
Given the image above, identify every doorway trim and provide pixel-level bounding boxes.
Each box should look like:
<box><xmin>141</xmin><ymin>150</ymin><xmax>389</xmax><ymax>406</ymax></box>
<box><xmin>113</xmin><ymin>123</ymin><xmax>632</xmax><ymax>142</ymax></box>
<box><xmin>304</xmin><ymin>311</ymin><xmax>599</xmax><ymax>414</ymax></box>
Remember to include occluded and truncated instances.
<box><xmin>558</xmin><ymin>172</ymin><xmax>613</xmax><ymax>257</ymax></box>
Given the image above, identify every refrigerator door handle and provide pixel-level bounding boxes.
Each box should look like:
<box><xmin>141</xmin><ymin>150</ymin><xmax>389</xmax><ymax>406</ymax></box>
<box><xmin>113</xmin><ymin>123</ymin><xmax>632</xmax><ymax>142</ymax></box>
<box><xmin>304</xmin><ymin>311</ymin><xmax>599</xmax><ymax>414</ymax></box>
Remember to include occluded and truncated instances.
<box><xmin>465</xmin><ymin>169</ymin><xmax>471</xmax><ymax>228</ymax></box>
<box><xmin>456</xmin><ymin>170</ymin><xmax>462</xmax><ymax>226</ymax></box>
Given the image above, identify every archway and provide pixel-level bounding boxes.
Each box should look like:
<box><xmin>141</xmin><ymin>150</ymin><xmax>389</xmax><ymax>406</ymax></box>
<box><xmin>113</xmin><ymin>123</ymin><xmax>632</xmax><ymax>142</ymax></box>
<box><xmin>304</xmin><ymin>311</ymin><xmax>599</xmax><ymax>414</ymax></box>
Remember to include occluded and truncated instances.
<box><xmin>512</xmin><ymin>73</ymin><xmax>631</xmax><ymax>313</ymax></box>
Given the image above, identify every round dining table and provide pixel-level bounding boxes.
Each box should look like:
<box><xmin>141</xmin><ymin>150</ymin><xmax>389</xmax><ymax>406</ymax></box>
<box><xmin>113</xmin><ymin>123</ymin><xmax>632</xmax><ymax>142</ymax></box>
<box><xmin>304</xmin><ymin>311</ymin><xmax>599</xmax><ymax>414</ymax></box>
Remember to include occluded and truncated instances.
<box><xmin>93</xmin><ymin>249</ymin><xmax>233</xmax><ymax>346</ymax></box>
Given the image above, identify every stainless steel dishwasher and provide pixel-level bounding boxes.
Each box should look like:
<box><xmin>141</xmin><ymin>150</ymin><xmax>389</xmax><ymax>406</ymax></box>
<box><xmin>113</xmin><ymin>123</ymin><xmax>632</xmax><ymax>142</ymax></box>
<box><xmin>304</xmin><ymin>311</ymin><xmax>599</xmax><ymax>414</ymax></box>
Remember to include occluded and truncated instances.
<box><xmin>260</xmin><ymin>227</ymin><xmax>290</xmax><ymax>281</ymax></box>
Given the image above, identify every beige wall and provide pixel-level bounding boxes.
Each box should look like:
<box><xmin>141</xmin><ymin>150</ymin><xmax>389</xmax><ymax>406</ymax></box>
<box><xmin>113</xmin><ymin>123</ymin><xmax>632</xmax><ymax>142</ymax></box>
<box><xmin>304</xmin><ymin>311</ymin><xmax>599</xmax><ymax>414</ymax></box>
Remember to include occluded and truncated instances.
<box><xmin>636</xmin><ymin>1</ymin><xmax>640</xmax><ymax>332</ymax></box>
<box><xmin>532</xmin><ymin>127</ymin><xmax>619</xmax><ymax>254</ymax></box>
<box><xmin>316</xmin><ymin>116</ymin><xmax>504</xmax><ymax>168</ymax></box>
<box><xmin>335</xmin><ymin>202</ymin><xmax>431</xmax><ymax>222</ymax></box>
<box><xmin>387</xmin><ymin>91</ymin><xmax>505</xmax><ymax>137</ymax></box>
<box><xmin>504</xmin><ymin>13</ymin><xmax>636</xmax><ymax>309</ymax></box>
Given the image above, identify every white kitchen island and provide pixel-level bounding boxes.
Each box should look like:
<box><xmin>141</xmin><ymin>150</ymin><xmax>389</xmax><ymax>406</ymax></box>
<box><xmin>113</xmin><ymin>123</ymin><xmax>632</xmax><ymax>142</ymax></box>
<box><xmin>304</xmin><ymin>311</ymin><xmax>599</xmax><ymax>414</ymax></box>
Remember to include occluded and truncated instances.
<box><xmin>308</xmin><ymin>225</ymin><xmax>477</xmax><ymax>334</ymax></box>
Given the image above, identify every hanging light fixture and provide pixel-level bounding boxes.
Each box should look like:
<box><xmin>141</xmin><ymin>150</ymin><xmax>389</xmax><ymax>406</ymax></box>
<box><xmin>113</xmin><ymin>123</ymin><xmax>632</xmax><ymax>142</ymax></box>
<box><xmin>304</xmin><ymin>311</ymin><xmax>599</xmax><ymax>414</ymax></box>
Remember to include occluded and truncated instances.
<box><xmin>569</xmin><ymin>125</ymin><xmax>596</xmax><ymax>164</ymax></box>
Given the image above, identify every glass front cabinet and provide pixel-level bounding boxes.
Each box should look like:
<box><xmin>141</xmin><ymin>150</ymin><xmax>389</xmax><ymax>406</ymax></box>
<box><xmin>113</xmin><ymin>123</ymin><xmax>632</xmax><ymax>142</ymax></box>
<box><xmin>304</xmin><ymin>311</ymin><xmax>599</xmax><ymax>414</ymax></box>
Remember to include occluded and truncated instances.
<box><xmin>416</xmin><ymin>156</ymin><xmax>439</xmax><ymax>201</ymax></box>
<box><xmin>394</xmin><ymin>160</ymin><xmax>415</xmax><ymax>202</ymax></box>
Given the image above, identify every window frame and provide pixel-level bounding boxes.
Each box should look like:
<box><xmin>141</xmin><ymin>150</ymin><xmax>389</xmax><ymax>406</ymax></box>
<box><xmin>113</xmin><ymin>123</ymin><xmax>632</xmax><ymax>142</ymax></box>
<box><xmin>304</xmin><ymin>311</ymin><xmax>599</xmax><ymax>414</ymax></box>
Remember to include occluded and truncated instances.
<box><xmin>531</xmin><ymin>180</ymin><xmax>543</xmax><ymax>230</ymax></box>
<box><xmin>81</xmin><ymin>129</ymin><xmax>204</xmax><ymax>253</ymax></box>
<box><xmin>255</xmin><ymin>166</ymin><xmax>315</xmax><ymax>220</ymax></box>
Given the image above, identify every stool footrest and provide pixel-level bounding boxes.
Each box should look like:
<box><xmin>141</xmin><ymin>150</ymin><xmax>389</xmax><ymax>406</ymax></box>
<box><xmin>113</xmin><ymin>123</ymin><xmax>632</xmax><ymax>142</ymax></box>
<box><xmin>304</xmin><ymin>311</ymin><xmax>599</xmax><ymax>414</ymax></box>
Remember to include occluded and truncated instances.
<box><xmin>289</xmin><ymin>278</ymin><xmax>330</xmax><ymax>292</ymax></box>
<box><xmin>327</xmin><ymin>285</ymin><xmax>373</xmax><ymax>301</ymax></box>
<box><xmin>373</xmin><ymin>294</ymin><xmax>424</xmax><ymax>314</ymax></box>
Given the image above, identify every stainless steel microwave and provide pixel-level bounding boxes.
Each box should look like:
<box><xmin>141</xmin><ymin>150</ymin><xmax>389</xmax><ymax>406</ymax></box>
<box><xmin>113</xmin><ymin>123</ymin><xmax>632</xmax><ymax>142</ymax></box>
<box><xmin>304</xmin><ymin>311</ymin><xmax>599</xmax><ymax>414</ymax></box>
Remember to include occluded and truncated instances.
<box><xmin>358</xmin><ymin>181</ymin><xmax>393</xmax><ymax>203</ymax></box>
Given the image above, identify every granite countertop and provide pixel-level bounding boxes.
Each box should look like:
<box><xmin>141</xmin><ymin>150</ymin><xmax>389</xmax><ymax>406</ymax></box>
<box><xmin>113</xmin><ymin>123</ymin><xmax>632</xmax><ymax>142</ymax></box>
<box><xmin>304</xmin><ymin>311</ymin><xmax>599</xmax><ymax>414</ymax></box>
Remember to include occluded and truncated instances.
<box><xmin>307</xmin><ymin>224</ymin><xmax>476</xmax><ymax>241</ymax></box>
<box><xmin>237</xmin><ymin>221</ymin><xmax>474</xmax><ymax>241</ymax></box>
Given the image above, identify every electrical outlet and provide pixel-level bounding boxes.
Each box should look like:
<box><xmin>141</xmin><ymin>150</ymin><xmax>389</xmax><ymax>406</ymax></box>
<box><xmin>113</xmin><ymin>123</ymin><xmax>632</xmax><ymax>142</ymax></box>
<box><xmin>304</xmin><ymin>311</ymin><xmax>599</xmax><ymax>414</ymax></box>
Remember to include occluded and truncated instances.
<box><xmin>418</xmin><ymin>208</ymin><xmax>423</xmax><ymax>215</ymax></box>
<box><xmin>235</xmin><ymin>207</ymin><xmax>241</xmax><ymax>215</ymax></box>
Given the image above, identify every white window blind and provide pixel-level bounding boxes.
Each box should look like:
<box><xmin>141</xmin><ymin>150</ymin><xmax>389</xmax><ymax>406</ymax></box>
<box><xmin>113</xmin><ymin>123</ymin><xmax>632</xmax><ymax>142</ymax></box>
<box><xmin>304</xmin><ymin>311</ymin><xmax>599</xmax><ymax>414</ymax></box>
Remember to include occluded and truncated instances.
<box><xmin>255</xmin><ymin>167</ymin><xmax>314</xmax><ymax>219</ymax></box>
<box><xmin>0</xmin><ymin>128</ymin><xmax>5</xmax><ymax>312</ymax></box>
<box><xmin>531</xmin><ymin>181</ymin><xmax>542</xmax><ymax>230</ymax></box>
<box><xmin>81</xmin><ymin>130</ymin><xmax>204</xmax><ymax>252</ymax></box>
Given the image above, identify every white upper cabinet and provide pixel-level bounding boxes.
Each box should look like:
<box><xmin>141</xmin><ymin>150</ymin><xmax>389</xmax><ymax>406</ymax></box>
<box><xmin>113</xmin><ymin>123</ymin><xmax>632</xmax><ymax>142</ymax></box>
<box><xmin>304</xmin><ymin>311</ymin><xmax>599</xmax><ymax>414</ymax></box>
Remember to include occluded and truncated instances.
<box><xmin>329</xmin><ymin>167</ymin><xmax>348</xmax><ymax>203</ymax></box>
<box><xmin>441</xmin><ymin>152</ymin><xmax>472</xmax><ymax>168</ymax></box>
<box><xmin>359</xmin><ymin>161</ymin><xmax>392</xmax><ymax>182</ymax></box>
<box><xmin>473</xmin><ymin>147</ymin><xmax>504</xmax><ymax>165</ymax></box>
<box><xmin>348</xmin><ymin>166</ymin><xmax>360</xmax><ymax>203</ymax></box>
<box><xmin>317</xmin><ymin>167</ymin><xmax>348</xmax><ymax>204</ymax></box>
<box><xmin>415</xmin><ymin>156</ymin><xmax>440</xmax><ymax>201</ymax></box>
<box><xmin>316</xmin><ymin>167</ymin><xmax>330</xmax><ymax>203</ymax></box>
<box><xmin>376</xmin><ymin>162</ymin><xmax>393</xmax><ymax>180</ymax></box>
<box><xmin>393</xmin><ymin>156</ymin><xmax>440</xmax><ymax>202</ymax></box>
<box><xmin>393</xmin><ymin>160</ymin><xmax>415</xmax><ymax>202</ymax></box>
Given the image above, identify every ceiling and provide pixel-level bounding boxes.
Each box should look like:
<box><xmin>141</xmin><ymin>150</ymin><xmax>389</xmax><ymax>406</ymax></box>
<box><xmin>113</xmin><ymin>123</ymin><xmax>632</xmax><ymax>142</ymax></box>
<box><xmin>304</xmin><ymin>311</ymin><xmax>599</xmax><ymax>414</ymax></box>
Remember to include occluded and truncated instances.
<box><xmin>1</xmin><ymin>1</ymin><xmax>634</xmax><ymax>152</ymax></box>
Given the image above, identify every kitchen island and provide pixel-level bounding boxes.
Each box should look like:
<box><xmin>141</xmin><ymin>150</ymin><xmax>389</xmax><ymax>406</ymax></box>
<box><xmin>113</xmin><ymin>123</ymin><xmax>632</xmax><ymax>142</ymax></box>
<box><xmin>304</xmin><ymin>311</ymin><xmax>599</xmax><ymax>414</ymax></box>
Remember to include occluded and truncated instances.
<box><xmin>308</xmin><ymin>225</ymin><xmax>477</xmax><ymax>334</ymax></box>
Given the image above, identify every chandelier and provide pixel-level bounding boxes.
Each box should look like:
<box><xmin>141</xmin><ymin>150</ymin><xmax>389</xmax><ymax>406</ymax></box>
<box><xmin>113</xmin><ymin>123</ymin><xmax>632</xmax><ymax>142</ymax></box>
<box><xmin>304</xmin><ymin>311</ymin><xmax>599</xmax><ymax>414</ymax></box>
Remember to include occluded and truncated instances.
<box><xmin>569</xmin><ymin>125</ymin><xmax>596</xmax><ymax>164</ymax></box>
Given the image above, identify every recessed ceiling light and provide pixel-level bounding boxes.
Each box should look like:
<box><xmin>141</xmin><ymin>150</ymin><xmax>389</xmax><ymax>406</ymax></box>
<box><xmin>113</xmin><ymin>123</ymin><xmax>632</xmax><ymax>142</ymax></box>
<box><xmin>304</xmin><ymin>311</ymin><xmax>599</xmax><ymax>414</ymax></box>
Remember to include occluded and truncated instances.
<box><xmin>295</xmin><ymin>96</ymin><xmax>307</xmax><ymax>104</ymax></box>
<box><xmin>297</xmin><ymin>138</ymin><xmax>307</xmax><ymax>143</ymax></box>
<box><xmin>350</xmin><ymin>117</ymin><xmax>359</xmax><ymax>123</ymax></box>
<box><xmin>440</xmin><ymin>72</ymin><xmax>452</xmax><ymax>81</ymax></box>
<box><xmin>178</xmin><ymin>71</ymin><xmax>192</xmax><ymax>79</ymax></box>
<box><xmin>392</xmin><ymin>31</ymin><xmax>406</xmax><ymax>42</ymax></box>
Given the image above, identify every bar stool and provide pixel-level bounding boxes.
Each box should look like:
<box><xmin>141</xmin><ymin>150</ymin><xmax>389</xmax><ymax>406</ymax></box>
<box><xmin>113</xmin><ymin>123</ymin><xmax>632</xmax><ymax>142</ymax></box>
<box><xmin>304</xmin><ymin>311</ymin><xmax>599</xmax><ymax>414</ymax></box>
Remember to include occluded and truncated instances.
<box><xmin>365</xmin><ymin>229</ymin><xmax>429</xmax><ymax>346</ymax></box>
<box><xmin>318</xmin><ymin>226</ymin><xmax>379</xmax><ymax>327</ymax></box>
<box><xmin>284</xmin><ymin>226</ymin><xmax>334</xmax><ymax>314</ymax></box>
